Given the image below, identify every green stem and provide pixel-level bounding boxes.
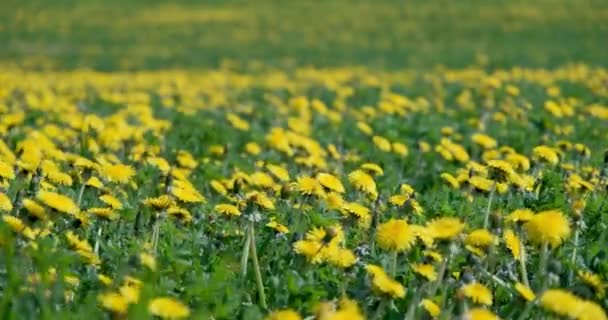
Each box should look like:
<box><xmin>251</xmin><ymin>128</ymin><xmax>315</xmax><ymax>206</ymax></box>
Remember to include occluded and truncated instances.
<box><xmin>538</xmin><ymin>243</ymin><xmax>549</xmax><ymax>290</ymax></box>
<box><xmin>241</xmin><ymin>224</ymin><xmax>251</xmax><ymax>277</ymax></box>
<box><xmin>568</xmin><ymin>219</ymin><xmax>581</xmax><ymax>285</ymax></box>
<box><xmin>483</xmin><ymin>182</ymin><xmax>496</xmax><ymax>229</ymax></box>
<box><xmin>372</xmin><ymin>299</ymin><xmax>388</xmax><ymax>320</ymax></box>
<box><xmin>94</xmin><ymin>225</ymin><xmax>103</xmax><ymax>255</ymax></box>
<box><xmin>151</xmin><ymin>212</ymin><xmax>163</xmax><ymax>255</ymax></box>
<box><xmin>76</xmin><ymin>183</ymin><xmax>86</xmax><ymax>207</ymax></box>
<box><xmin>404</xmin><ymin>289</ymin><xmax>420</xmax><ymax>320</ymax></box>
<box><xmin>519</xmin><ymin>238</ymin><xmax>530</xmax><ymax>287</ymax></box>
<box><xmin>249</xmin><ymin>220</ymin><xmax>267</xmax><ymax>309</ymax></box>
<box><xmin>516</xmin><ymin>301</ymin><xmax>535</xmax><ymax>320</ymax></box>
<box><xmin>390</xmin><ymin>251</ymin><xmax>398</xmax><ymax>277</ymax></box>
<box><xmin>430</xmin><ymin>254</ymin><xmax>450</xmax><ymax>297</ymax></box>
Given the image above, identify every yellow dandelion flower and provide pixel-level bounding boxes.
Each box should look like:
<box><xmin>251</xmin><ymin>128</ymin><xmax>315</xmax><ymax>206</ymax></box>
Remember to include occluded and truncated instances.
<box><xmin>147</xmin><ymin>157</ymin><xmax>171</xmax><ymax>174</ymax></box>
<box><xmin>465</xmin><ymin>229</ymin><xmax>496</xmax><ymax>248</ymax></box>
<box><xmin>411</xmin><ymin>263</ymin><xmax>437</xmax><ymax>281</ymax></box>
<box><xmin>540</xmin><ymin>289</ymin><xmax>582</xmax><ymax>318</ymax></box>
<box><xmin>226</xmin><ymin>113</ymin><xmax>250</xmax><ymax>131</ymax></box>
<box><xmin>360</xmin><ymin>162</ymin><xmax>384</xmax><ymax>176</ymax></box>
<box><xmin>294</xmin><ymin>176</ymin><xmax>324</xmax><ymax>196</ymax></box>
<box><xmin>210</xmin><ymin>180</ymin><xmax>228</xmax><ymax>195</ymax></box>
<box><xmin>341</xmin><ymin>202</ymin><xmax>371</xmax><ymax>228</ymax></box>
<box><xmin>247</xmin><ymin>191</ymin><xmax>275</xmax><ymax>210</ymax></box>
<box><xmin>140</xmin><ymin>253</ymin><xmax>156</xmax><ymax>271</ymax></box>
<box><xmin>86</xmin><ymin>176</ymin><xmax>105</xmax><ymax>190</ymax></box>
<box><xmin>576</xmin><ymin>300</ymin><xmax>607</xmax><ymax>320</ymax></box>
<box><xmin>472</xmin><ymin>133</ymin><xmax>498</xmax><ymax>149</ymax></box>
<box><xmin>464</xmin><ymin>308</ymin><xmax>499</xmax><ymax>320</ymax></box>
<box><xmin>461</xmin><ymin>282</ymin><xmax>493</xmax><ymax>306</ymax></box>
<box><xmin>533</xmin><ymin>146</ymin><xmax>559</xmax><ymax>165</ymax></box>
<box><xmin>365</xmin><ymin>264</ymin><xmax>405</xmax><ymax>298</ymax></box>
<box><xmin>98</xmin><ymin>274</ymin><xmax>113</xmax><ymax>286</ymax></box>
<box><xmin>167</xmin><ymin>206</ymin><xmax>192</xmax><ymax>223</ymax></box>
<box><xmin>503</xmin><ymin>229</ymin><xmax>521</xmax><ymax>261</ymax></box>
<box><xmin>514</xmin><ymin>282</ymin><xmax>535</xmax><ymax>302</ymax></box>
<box><xmin>331</xmin><ymin>298</ymin><xmax>365</xmax><ymax>320</ymax></box>
<box><xmin>87</xmin><ymin>207</ymin><xmax>117</xmax><ymax>220</ymax></box>
<box><xmin>326</xmin><ymin>247</ymin><xmax>357</xmax><ymax>269</ymax></box>
<box><xmin>348</xmin><ymin>169</ymin><xmax>377</xmax><ymax>199</ymax></box>
<box><xmin>487</xmin><ymin>159</ymin><xmax>515</xmax><ymax>183</ymax></box>
<box><xmin>37</xmin><ymin>190</ymin><xmax>79</xmax><ymax>215</ymax></box>
<box><xmin>44</xmin><ymin>170</ymin><xmax>73</xmax><ymax>186</ymax></box>
<box><xmin>250</xmin><ymin>171</ymin><xmax>275</xmax><ymax>188</ymax></box>
<box><xmin>99</xmin><ymin>194</ymin><xmax>122</xmax><ymax>210</ymax></box>
<box><xmin>0</xmin><ymin>160</ymin><xmax>15</xmax><ymax>180</ymax></box>
<box><xmin>505</xmin><ymin>153</ymin><xmax>531</xmax><ymax>171</ymax></box>
<box><xmin>372</xmin><ymin>135</ymin><xmax>392</xmax><ymax>152</ymax></box>
<box><xmin>293</xmin><ymin>240</ymin><xmax>324</xmax><ymax>264</ymax></box>
<box><xmin>317</xmin><ymin>173</ymin><xmax>345</xmax><ymax>193</ymax></box>
<box><xmin>0</xmin><ymin>192</ymin><xmax>13</xmax><ymax>212</ymax></box>
<box><xmin>392</xmin><ymin>142</ymin><xmax>409</xmax><ymax>156</ymax></box>
<box><xmin>440</xmin><ymin>172</ymin><xmax>460</xmax><ymax>189</ymax></box>
<box><xmin>426</xmin><ymin>217</ymin><xmax>465</xmax><ymax>241</ymax></box>
<box><xmin>148</xmin><ymin>297</ymin><xmax>190</xmax><ymax>319</ymax></box>
<box><xmin>22</xmin><ymin>198</ymin><xmax>47</xmax><ymax>220</ymax></box>
<box><xmin>505</xmin><ymin>208</ymin><xmax>534</xmax><ymax>224</ymax></box>
<box><xmin>266</xmin><ymin>164</ymin><xmax>290</xmax><ymax>182</ymax></box>
<box><xmin>98</xmin><ymin>293</ymin><xmax>128</xmax><ymax>314</ymax></box>
<box><xmin>411</xmin><ymin>225</ymin><xmax>435</xmax><ymax>247</ymax></box>
<box><xmin>100</xmin><ymin>163</ymin><xmax>135</xmax><ymax>184</ymax></box>
<box><xmin>469</xmin><ymin>176</ymin><xmax>495</xmax><ymax>193</ymax></box>
<box><xmin>376</xmin><ymin>219</ymin><xmax>415</xmax><ymax>252</ymax></box>
<box><xmin>357</xmin><ymin>121</ymin><xmax>373</xmax><ymax>135</ymax></box>
<box><xmin>215</xmin><ymin>203</ymin><xmax>240</xmax><ymax>217</ymax></box>
<box><xmin>324</xmin><ymin>192</ymin><xmax>345</xmax><ymax>210</ymax></box>
<box><xmin>266</xmin><ymin>220</ymin><xmax>289</xmax><ymax>234</ymax></box>
<box><xmin>578</xmin><ymin>271</ymin><xmax>606</xmax><ymax>298</ymax></box>
<box><xmin>143</xmin><ymin>195</ymin><xmax>174</xmax><ymax>211</ymax></box>
<box><xmin>176</xmin><ymin>150</ymin><xmax>197</xmax><ymax>169</ymax></box>
<box><xmin>524</xmin><ymin>210</ymin><xmax>570</xmax><ymax>248</ymax></box>
<box><xmin>119</xmin><ymin>285</ymin><xmax>140</xmax><ymax>304</ymax></box>
<box><xmin>421</xmin><ymin>299</ymin><xmax>441</xmax><ymax>318</ymax></box>
<box><xmin>245</xmin><ymin>142</ymin><xmax>262</xmax><ymax>155</ymax></box>
<box><xmin>389</xmin><ymin>194</ymin><xmax>409</xmax><ymax>206</ymax></box>
<box><xmin>171</xmin><ymin>184</ymin><xmax>205</xmax><ymax>203</ymax></box>
<box><xmin>266</xmin><ymin>309</ymin><xmax>302</xmax><ymax>320</ymax></box>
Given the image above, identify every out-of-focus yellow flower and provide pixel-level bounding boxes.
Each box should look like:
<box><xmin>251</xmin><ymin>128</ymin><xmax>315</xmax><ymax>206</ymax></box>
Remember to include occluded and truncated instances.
<box><xmin>461</xmin><ymin>282</ymin><xmax>493</xmax><ymax>306</ymax></box>
<box><xmin>365</xmin><ymin>264</ymin><xmax>405</xmax><ymax>298</ymax></box>
<box><xmin>426</xmin><ymin>217</ymin><xmax>465</xmax><ymax>241</ymax></box>
<box><xmin>376</xmin><ymin>219</ymin><xmax>415</xmax><ymax>252</ymax></box>
<box><xmin>148</xmin><ymin>297</ymin><xmax>190</xmax><ymax>319</ymax></box>
<box><xmin>524</xmin><ymin>210</ymin><xmax>570</xmax><ymax>248</ymax></box>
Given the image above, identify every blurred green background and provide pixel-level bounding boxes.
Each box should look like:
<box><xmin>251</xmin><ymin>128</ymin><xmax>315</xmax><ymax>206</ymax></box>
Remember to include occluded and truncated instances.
<box><xmin>1</xmin><ymin>0</ymin><xmax>607</xmax><ymax>70</ymax></box>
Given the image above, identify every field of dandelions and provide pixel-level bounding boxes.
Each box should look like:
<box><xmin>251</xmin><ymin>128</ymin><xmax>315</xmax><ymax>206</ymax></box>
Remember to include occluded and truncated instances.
<box><xmin>2</xmin><ymin>1</ymin><xmax>608</xmax><ymax>319</ymax></box>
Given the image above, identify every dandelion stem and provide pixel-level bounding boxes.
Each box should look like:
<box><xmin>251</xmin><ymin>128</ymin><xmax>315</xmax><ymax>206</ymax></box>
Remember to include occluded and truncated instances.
<box><xmin>519</xmin><ymin>238</ymin><xmax>530</xmax><ymax>287</ymax></box>
<box><xmin>404</xmin><ymin>289</ymin><xmax>420</xmax><ymax>320</ymax></box>
<box><xmin>430</xmin><ymin>253</ymin><xmax>450</xmax><ymax>297</ymax></box>
<box><xmin>483</xmin><ymin>182</ymin><xmax>496</xmax><ymax>229</ymax></box>
<box><xmin>241</xmin><ymin>224</ymin><xmax>251</xmax><ymax>277</ymax></box>
<box><xmin>372</xmin><ymin>299</ymin><xmax>388</xmax><ymax>320</ymax></box>
<box><xmin>538</xmin><ymin>243</ymin><xmax>549</xmax><ymax>290</ymax></box>
<box><xmin>248</xmin><ymin>220</ymin><xmax>267</xmax><ymax>309</ymax></box>
<box><xmin>568</xmin><ymin>219</ymin><xmax>581</xmax><ymax>285</ymax></box>
<box><xmin>390</xmin><ymin>251</ymin><xmax>398</xmax><ymax>277</ymax></box>
<box><xmin>516</xmin><ymin>301</ymin><xmax>534</xmax><ymax>320</ymax></box>
<box><xmin>94</xmin><ymin>225</ymin><xmax>103</xmax><ymax>255</ymax></box>
<box><xmin>151</xmin><ymin>212</ymin><xmax>163</xmax><ymax>255</ymax></box>
<box><xmin>76</xmin><ymin>183</ymin><xmax>87</xmax><ymax>207</ymax></box>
